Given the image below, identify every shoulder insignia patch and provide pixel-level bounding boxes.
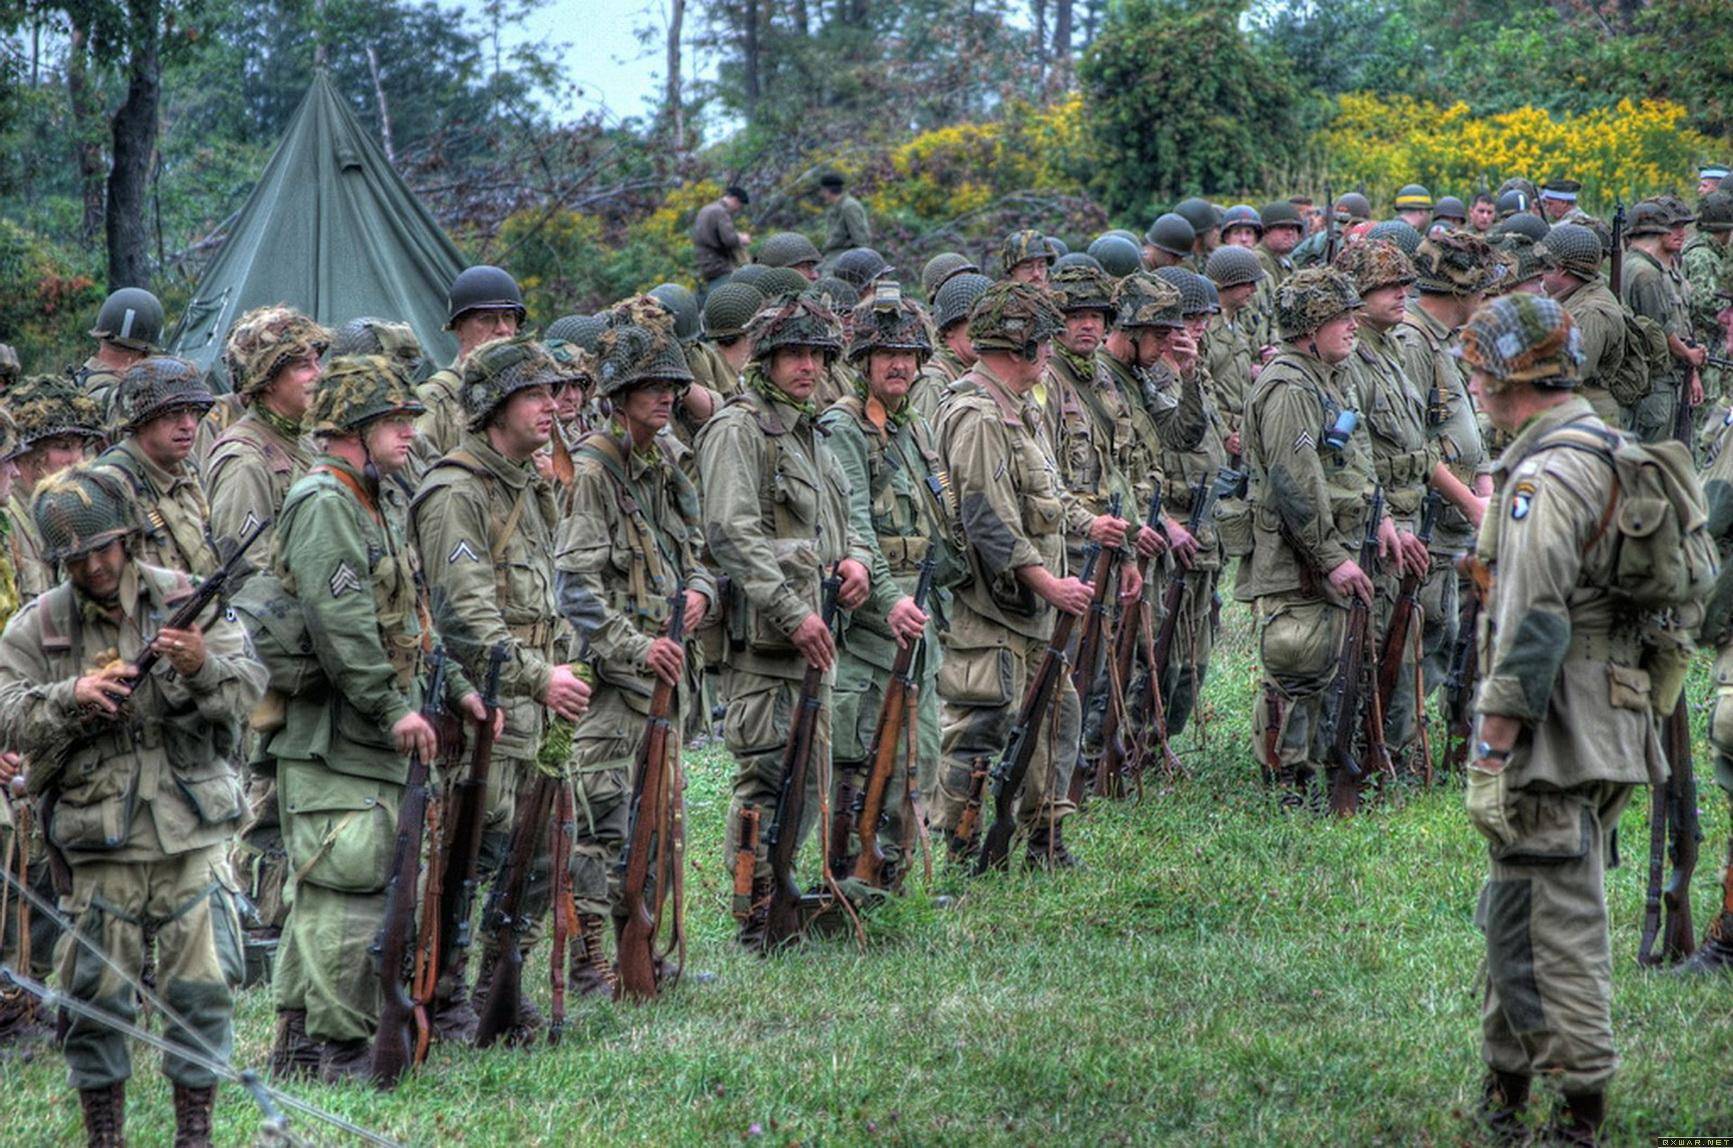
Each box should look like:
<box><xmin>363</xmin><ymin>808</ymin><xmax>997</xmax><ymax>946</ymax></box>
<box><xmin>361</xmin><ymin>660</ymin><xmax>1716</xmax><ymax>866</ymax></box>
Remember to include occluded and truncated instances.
<box><xmin>1509</xmin><ymin>479</ymin><xmax>1537</xmax><ymax>521</ymax></box>
<box><xmin>1293</xmin><ymin>430</ymin><xmax>1315</xmax><ymax>453</ymax></box>
<box><xmin>447</xmin><ymin>539</ymin><xmax>481</xmax><ymax>565</ymax></box>
<box><xmin>329</xmin><ymin>562</ymin><xmax>362</xmax><ymax>598</ymax></box>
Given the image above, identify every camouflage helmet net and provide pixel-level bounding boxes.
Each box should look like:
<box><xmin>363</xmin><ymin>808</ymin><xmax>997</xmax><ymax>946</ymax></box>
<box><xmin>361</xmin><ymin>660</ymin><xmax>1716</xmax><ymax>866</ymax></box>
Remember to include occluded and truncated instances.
<box><xmin>1204</xmin><ymin>246</ymin><xmax>1266</xmax><ymax>290</ymax></box>
<box><xmin>1332</xmin><ymin>238</ymin><xmax>1417</xmax><ymax>294</ymax></box>
<box><xmin>1276</xmin><ymin>267</ymin><xmax>1364</xmax><ymax>339</ymax></box>
<box><xmin>758</xmin><ymin>232</ymin><xmax>823</xmax><ymax>269</ymax></box>
<box><xmin>545</xmin><ymin>312</ymin><xmax>608</xmax><ymax>352</ymax></box>
<box><xmin>803</xmin><ymin>277</ymin><xmax>860</xmax><ymax>313</ymax></box>
<box><xmin>1153</xmin><ymin>267</ymin><xmax>1211</xmax><ymax>317</ymax></box>
<box><xmin>1112</xmin><ymin>272</ymin><xmax>1184</xmax><ymax>331</ymax></box>
<box><xmin>0</xmin><ymin>408</ymin><xmax>19</xmax><ymax>463</ymax></box>
<box><xmin>702</xmin><ymin>284</ymin><xmax>767</xmax><ymax>340</ymax></box>
<box><xmin>1541</xmin><ymin>223</ymin><xmax>1605</xmax><ymax>281</ymax></box>
<box><xmin>115</xmin><ymin>356</ymin><xmax>215</xmax><ymax>433</ymax></box>
<box><xmin>966</xmin><ymin>280</ymin><xmax>1065</xmax><ymax>353</ymax></box>
<box><xmin>1492</xmin><ymin>234</ymin><xmax>1558</xmax><ymax>287</ymax></box>
<box><xmin>6</xmin><ymin>374</ymin><xmax>104</xmax><ymax>450</ymax></box>
<box><xmin>933</xmin><ymin>272</ymin><xmax>993</xmax><ymax>331</ymax></box>
<box><xmin>920</xmin><ymin>253</ymin><xmax>979</xmax><ymax>300</ymax></box>
<box><xmin>1457</xmin><ymin>292</ymin><xmax>1582</xmax><ymax>390</ymax></box>
<box><xmin>1048</xmin><ymin>263</ymin><xmax>1118</xmax><ymax>313</ymax></box>
<box><xmin>308</xmin><ymin>354</ymin><xmax>426</xmax><ymax>436</ymax></box>
<box><xmin>1364</xmin><ymin>219</ymin><xmax>1423</xmax><ymax>256</ymax></box>
<box><xmin>758</xmin><ymin>266</ymin><xmax>815</xmax><ymax>303</ymax></box>
<box><xmin>34</xmin><ymin>463</ymin><xmax>138</xmax><ymax>563</ymax></box>
<box><xmin>460</xmin><ymin>336</ymin><xmax>564</xmax><ymax>431</ymax></box>
<box><xmin>1411</xmin><ymin>232</ymin><xmax>1496</xmax><ymax>296</ymax></box>
<box><xmin>1697</xmin><ymin>190</ymin><xmax>1733</xmax><ymax>233</ymax></box>
<box><xmin>999</xmin><ymin>229</ymin><xmax>1055</xmax><ymax>274</ymax></box>
<box><xmin>847</xmin><ymin>294</ymin><xmax>934</xmax><ymax>362</ymax></box>
<box><xmin>330</xmin><ymin>317</ymin><xmax>426</xmax><ymax>376</ymax></box>
<box><xmin>594</xmin><ymin>320</ymin><xmax>694</xmax><ymax>399</ymax></box>
<box><xmin>225</xmin><ymin>305</ymin><xmax>331</xmax><ymax>396</ymax></box>
<box><xmin>832</xmin><ymin>248</ymin><xmax>893</xmax><ymax>290</ymax></box>
<box><xmin>747</xmin><ymin>295</ymin><xmax>845</xmax><ymax>362</ymax></box>
<box><xmin>542</xmin><ymin>338</ymin><xmax>596</xmax><ymax>388</ymax></box>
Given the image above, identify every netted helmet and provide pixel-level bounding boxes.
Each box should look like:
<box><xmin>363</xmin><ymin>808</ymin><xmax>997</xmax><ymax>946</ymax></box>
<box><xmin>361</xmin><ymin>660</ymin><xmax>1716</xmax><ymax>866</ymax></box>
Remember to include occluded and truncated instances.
<box><xmin>1259</xmin><ymin>201</ymin><xmax>1304</xmax><ymax>232</ymax></box>
<box><xmin>757</xmin><ymin>231</ymin><xmax>822</xmax><ymax>269</ymax></box>
<box><xmin>1493</xmin><ymin>234</ymin><xmax>1557</xmax><ymax>287</ymax></box>
<box><xmin>34</xmin><ymin>464</ymin><xmax>138</xmax><ymax>563</ymax></box>
<box><xmin>848</xmin><ymin>292</ymin><xmax>933</xmax><ymax>363</ymax></box>
<box><xmin>114</xmin><ymin>356</ymin><xmax>215</xmax><ymax>433</ymax></box>
<box><xmin>1457</xmin><ymin>293</ymin><xmax>1581</xmax><ymax>389</ymax></box>
<box><xmin>460</xmin><ymin>336</ymin><xmax>563</xmax><ymax>431</ymax></box>
<box><xmin>1624</xmin><ymin>200</ymin><xmax>1674</xmax><ymax>239</ymax></box>
<box><xmin>1540</xmin><ymin>223</ymin><xmax>1604</xmax><ymax>281</ymax></box>
<box><xmin>1173</xmin><ymin>197</ymin><xmax>1221</xmax><ymax>236</ymax></box>
<box><xmin>546</xmin><ymin>313</ymin><xmax>608</xmax><ymax>352</ymax></box>
<box><xmin>594</xmin><ymin>321</ymin><xmax>693</xmax><ymax>399</ymax></box>
<box><xmin>1365</xmin><ymin>219</ymin><xmax>1423</xmax><ymax>256</ymax></box>
<box><xmin>648</xmin><ymin>283</ymin><xmax>701</xmax><ymax>343</ymax></box>
<box><xmin>803</xmin><ymin>277</ymin><xmax>859</xmax><ymax>313</ymax></box>
<box><xmin>1698</xmin><ymin>190</ymin><xmax>1733</xmax><ymax>233</ymax></box>
<box><xmin>1144</xmin><ymin>213</ymin><xmax>1195</xmax><ymax>257</ymax></box>
<box><xmin>6</xmin><ymin>374</ymin><xmax>104</xmax><ymax>450</ymax></box>
<box><xmin>1053</xmin><ymin>252</ymin><xmax>1104</xmax><ymax>274</ymax></box>
<box><xmin>1482</xmin><ymin>247</ymin><xmax>1520</xmax><ymax>294</ymax></box>
<box><xmin>1205</xmin><ymin>246</ymin><xmax>1266</xmax><ymax>290</ymax></box>
<box><xmin>1277</xmin><ymin>267</ymin><xmax>1364</xmax><ymax>340</ymax></box>
<box><xmin>832</xmin><ymin>248</ymin><xmax>894</xmax><ymax>290</ymax></box>
<box><xmin>1394</xmin><ymin>184</ymin><xmax>1433</xmax><ymax>212</ymax></box>
<box><xmin>89</xmin><ymin>287</ymin><xmax>165</xmax><ymax>353</ymax></box>
<box><xmin>0</xmin><ymin>344</ymin><xmax>19</xmax><ymax>389</ymax></box>
<box><xmin>758</xmin><ymin>266</ymin><xmax>814</xmax><ymax>302</ymax></box>
<box><xmin>0</xmin><ymin>409</ymin><xmax>20</xmax><ymax>463</ymax></box>
<box><xmin>330</xmin><ymin>316</ymin><xmax>426</xmax><ymax>379</ymax></box>
<box><xmin>730</xmin><ymin>264</ymin><xmax>775</xmax><ymax>291</ymax></box>
<box><xmin>1087</xmin><ymin>234</ymin><xmax>1143</xmax><ymax>278</ymax></box>
<box><xmin>1112</xmin><ymin>272</ymin><xmax>1184</xmax><ymax>331</ymax></box>
<box><xmin>1049</xmin><ymin>264</ymin><xmax>1117</xmax><ymax>314</ymax></box>
<box><xmin>1412</xmin><ymin>232</ymin><xmax>1495</xmax><ymax>295</ymax></box>
<box><xmin>967</xmin><ymin>280</ymin><xmax>1065</xmax><ymax>354</ymax></box>
<box><xmin>225</xmin><ymin>305</ymin><xmax>331</xmax><ymax>397</ymax></box>
<box><xmin>1220</xmin><ymin>204</ymin><xmax>1264</xmax><ymax>237</ymax></box>
<box><xmin>1000</xmin><ymin>229</ymin><xmax>1056</xmax><ymax>275</ymax></box>
<box><xmin>541</xmin><ymin>338</ymin><xmax>595</xmax><ymax>389</ymax></box>
<box><xmin>1333</xmin><ymin>239</ymin><xmax>1417</xmax><ymax>294</ymax></box>
<box><xmin>934</xmin><ymin>272</ymin><xmax>993</xmax><ymax>332</ymax></box>
<box><xmin>445</xmin><ymin>265</ymin><xmax>525</xmax><ymax>328</ymax></box>
<box><xmin>1432</xmin><ymin>196</ymin><xmax>1468</xmax><ymax>223</ymax></box>
<box><xmin>1153</xmin><ymin>267</ymin><xmax>1211</xmax><ymax>317</ymax></box>
<box><xmin>1490</xmin><ymin>213</ymin><xmax>1550</xmax><ymax>244</ymax></box>
<box><xmin>1335</xmin><ymin>192</ymin><xmax>1373</xmax><ymax>221</ymax></box>
<box><xmin>1201</xmin><ymin>279</ymin><xmax>1221</xmax><ymax>314</ymax></box>
<box><xmin>308</xmin><ymin>355</ymin><xmax>426</xmax><ymax>436</ymax></box>
<box><xmin>921</xmin><ymin>253</ymin><xmax>980</xmax><ymax>300</ymax></box>
<box><xmin>703</xmin><ymin>284</ymin><xmax>766</xmax><ymax>340</ymax></box>
<box><xmin>748</xmin><ymin>296</ymin><xmax>845</xmax><ymax>363</ymax></box>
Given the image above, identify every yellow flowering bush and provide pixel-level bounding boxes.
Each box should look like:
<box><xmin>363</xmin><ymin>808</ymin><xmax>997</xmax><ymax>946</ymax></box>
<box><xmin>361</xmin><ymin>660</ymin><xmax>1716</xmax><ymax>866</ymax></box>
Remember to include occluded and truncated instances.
<box><xmin>1318</xmin><ymin>94</ymin><xmax>1719</xmax><ymax>208</ymax></box>
<box><xmin>872</xmin><ymin>96</ymin><xmax>1089</xmax><ymax>221</ymax></box>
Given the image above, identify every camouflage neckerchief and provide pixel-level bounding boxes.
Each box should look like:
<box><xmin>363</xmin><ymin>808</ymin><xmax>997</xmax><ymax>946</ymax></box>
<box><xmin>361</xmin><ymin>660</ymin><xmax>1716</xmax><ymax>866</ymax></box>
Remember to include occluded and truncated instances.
<box><xmin>851</xmin><ymin>376</ymin><xmax>914</xmax><ymax>430</ymax></box>
<box><xmin>746</xmin><ymin>365</ymin><xmax>816</xmax><ymax>420</ymax></box>
<box><xmin>608</xmin><ymin>417</ymin><xmax>666</xmax><ymax>472</ymax></box>
<box><xmin>1056</xmin><ymin>344</ymin><xmax>1096</xmax><ymax>382</ymax></box>
<box><xmin>254</xmin><ymin>400</ymin><xmax>305</xmax><ymax>441</ymax></box>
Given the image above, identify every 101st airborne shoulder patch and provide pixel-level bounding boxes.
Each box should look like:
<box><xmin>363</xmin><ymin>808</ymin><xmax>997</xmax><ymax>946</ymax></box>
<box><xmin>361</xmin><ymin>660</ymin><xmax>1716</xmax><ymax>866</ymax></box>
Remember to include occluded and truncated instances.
<box><xmin>1509</xmin><ymin>478</ymin><xmax>1537</xmax><ymax>521</ymax></box>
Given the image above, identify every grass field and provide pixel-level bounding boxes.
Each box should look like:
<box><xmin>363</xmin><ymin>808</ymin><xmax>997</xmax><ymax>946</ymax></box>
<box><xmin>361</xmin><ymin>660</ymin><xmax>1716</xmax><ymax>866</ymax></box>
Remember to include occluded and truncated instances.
<box><xmin>5</xmin><ymin>599</ymin><xmax>1730</xmax><ymax>1146</ymax></box>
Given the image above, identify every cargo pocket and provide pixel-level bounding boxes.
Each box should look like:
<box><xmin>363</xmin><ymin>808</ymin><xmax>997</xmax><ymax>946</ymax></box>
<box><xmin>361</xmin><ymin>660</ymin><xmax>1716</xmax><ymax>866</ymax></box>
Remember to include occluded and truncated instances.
<box><xmin>722</xmin><ymin>679</ymin><xmax>793</xmax><ymax>759</ymax></box>
<box><xmin>1257</xmin><ymin>599</ymin><xmax>1342</xmax><ymax>690</ymax></box>
<box><xmin>829</xmin><ymin>674</ymin><xmax>876</xmax><ymax>764</ymax></box>
<box><xmin>175</xmin><ymin>764</ymin><xmax>246</xmax><ymax>829</ymax></box>
<box><xmin>280</xmin><ymin>768</ymin><xmax>396</xmax><ymax>894</ymax></box>
<box><xmin>936</xmin><ymin>644</ymin><xmax>1014</xmax><ymax>708</ymax></box>
<box><xmin>51</xmin><ymin>765</ymin><xmax>133</xmax><ymax>853</ymax></box>
<box><xmin>1494</xmin><ymin>790</ymin><xmax>1592</xmax><ymax>866</ymax></box>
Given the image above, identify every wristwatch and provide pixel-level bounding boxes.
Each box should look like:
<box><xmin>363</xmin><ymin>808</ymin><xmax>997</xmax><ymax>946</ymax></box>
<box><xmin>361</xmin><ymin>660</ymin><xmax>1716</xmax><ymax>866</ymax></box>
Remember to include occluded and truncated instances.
<box><xmin>1475</xmin><ymin>741</ymin><xmax>1511</xmax><ymax>762</ymax></box>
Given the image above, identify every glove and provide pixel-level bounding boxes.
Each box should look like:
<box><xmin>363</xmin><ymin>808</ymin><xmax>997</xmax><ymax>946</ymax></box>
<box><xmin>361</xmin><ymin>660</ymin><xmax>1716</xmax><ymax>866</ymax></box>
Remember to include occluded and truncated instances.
<box><xmin>1465</xmin><ymin>761</ymin><xmax>1517</xmax><ymax>847</ymax></box>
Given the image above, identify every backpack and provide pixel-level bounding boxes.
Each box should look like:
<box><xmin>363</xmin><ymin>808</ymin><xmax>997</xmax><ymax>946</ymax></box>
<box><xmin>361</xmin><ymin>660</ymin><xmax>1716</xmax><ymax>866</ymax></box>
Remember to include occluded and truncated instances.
<box><xmin>1604</xmin><ymin>309</ymin><xmax>1672</xmax><ymax>407</ymax></box>
<box><xmin>229</xmin><ymin>570</ymin><xmax>325</xmax><ymax>732</ymax></box>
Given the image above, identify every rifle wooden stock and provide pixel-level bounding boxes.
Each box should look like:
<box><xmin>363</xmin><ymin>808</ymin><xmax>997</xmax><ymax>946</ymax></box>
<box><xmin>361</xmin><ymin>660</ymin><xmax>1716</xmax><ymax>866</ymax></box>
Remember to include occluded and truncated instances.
<box><xmin>852</xmin><ymin>557</ymin><xmax>936</xmax><ymax>888</ymax></box>
<box><xmin>975</xmin><ymin>547</ymin><xmax>1100</xmax><ymax>874</ymax></box>
<box><xmin>763</xmin><ymin>576</ymin><xmax>843</xmax><ymax>950</ymax></box>
<box><xmin>474</xmin><ymin>769</ymin><xmax>562</xmax><ymax>1047</ymax></box>
<box><xmin>617</xmin><ymin>587</ymin><xmax>690</xmax><ymax>1003</ymax></box>
<box><xmin>1149</xmin><ymin>476</ymin><xmax>1217</xmax><ymax>692</ymax></box>
<box><xmin>369</xmin><ymin>650</ymin><xmax>449</xmax><ymax>1088</ymax></box>
<box><xmin>432</xmin><ymin>644</ymin><xmax>507</xmax><ymax>1013</ymax></box>
<box><xmin>731</xmin><ymin>806</ymin><xmax>761</xmax><ymax>919</ymax></box>
<box><xmin>1066</xmin><ymin>533</ymin><xmax>1120</xmax><ymax>808</ymax></box>
<box><xmin>1641</xmin><ymin>696</ymin><xmax>1700</xmax><ymax>966</ymax></box>
<box><xmin>1375</xmin><ymin>490</ymin><xmax>1440</xmax><ymax>724</ymax></box>
<box><xmin>948</xmin><ymin>759</ymin><xmax>988</xmax><ymax>856</ymax></box>
<box><xmin>1324</xmin><ymin>491</ymin><xmax>1383</xmax><ymax>817</ymax></box>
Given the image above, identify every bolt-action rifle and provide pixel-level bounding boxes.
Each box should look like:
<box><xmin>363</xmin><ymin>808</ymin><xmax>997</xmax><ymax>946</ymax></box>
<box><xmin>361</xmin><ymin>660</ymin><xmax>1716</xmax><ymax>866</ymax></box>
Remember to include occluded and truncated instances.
<box><xmin>1639</xmin><ymin>694</ymin><xmax>1701</xmax><ymax>967</ymax></box>
<box><xmin>1374</xmin><ymin>489</ymin><xmax>1440</xmax><ymax>742</ymax></box>
<box><xmin>1096</xmin><ymin>486</ymin><xmax>1166</xmax><ymax>799</ymax></box>
<box><xmin>1321</xmin><ymin>489</ymin><xmax>1387</xmax><ymax>816</ymax></box>
<box><xmin>1066</xmin><ymin>495</ymin><xmax>1121</xmax><ymax>806</ymax></box>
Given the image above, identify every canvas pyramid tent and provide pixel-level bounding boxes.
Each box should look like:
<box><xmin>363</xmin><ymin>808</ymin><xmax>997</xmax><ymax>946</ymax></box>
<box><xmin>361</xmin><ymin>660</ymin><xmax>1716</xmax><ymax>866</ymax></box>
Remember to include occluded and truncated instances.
<box><xmin>170</xmin><ymin>71</ymin><xmax>464</xmax><ymax>383</ymax></box>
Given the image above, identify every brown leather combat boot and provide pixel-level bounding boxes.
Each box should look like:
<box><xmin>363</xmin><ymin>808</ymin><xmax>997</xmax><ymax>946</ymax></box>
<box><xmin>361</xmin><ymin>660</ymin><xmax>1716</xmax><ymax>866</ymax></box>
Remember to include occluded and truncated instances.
<box><xmin>171</xmin><ymin>1083</ymin><xmax>214</xmax><ymax>1148</ymax></box>
<box><xmin>1478</xmin><ymin>1070</ymin><xmax>1532</xmax><ymax>1146</ymax></box>
<box><xmin>569</xmin><ymin>913</ymin><xmax>617</xmax><ymax>998</ymax></box>
<box><xmin>1025</xmin><ymin>819</ymin><xmax>1078</xmax><ymax>871</ymax></box>
<box><xmin>267</xmin><ymin>1009</ymin><xmax>322</xmax><ymax>1082</ymax></box>
<box><xmin>79</xmin><ymin>1082</ymin><xmax>125</xmax><ymax>1148</ymax></box>
<box><xmin>1544</xmin><ymin>1091</ymin><xmax>1605</xmax><ymax>1147</ymax></box>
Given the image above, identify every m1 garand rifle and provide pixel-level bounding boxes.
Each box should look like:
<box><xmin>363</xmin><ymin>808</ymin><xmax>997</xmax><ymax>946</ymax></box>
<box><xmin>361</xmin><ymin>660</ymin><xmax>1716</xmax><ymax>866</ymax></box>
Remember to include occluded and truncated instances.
<box><xmin>850</xmin><ymin>556</ymin><xmax>936</xmax><ymax>891</ymax></box>
<box><xmin>1323</xmin><ymin>183</ymin><xmax>1339</xmax><ymax>267</ymax></box>
<box><xmin>976</xmin><ymin>546</ymin><xmax>1100</xmax><ymax>874</ymax></box>
<box><xmin>473</xmin><ymin>749</ymin><xmax>564</xmax><ymax>1047</ymax></box>
<box><xmin>1144</xmin><ymin>473</ymin><xmax>1223</xmax><ymax>738</ymax></box>
<box><xmin>1097</xmin><ymin>486</ymin><xmax>1166</xmax><ymax>799</ymax></box>
<box><xmin>762</xmin><ymin>571</ymin><xmax>843</xmax><ymax>950</ymax></box>
<box><xmin>1321</xmin><ymin>489</ymin><xmax>1388</xmax><ymax>816</ymax></box>
<box><xmin>430</xmin><ymin>643</ymin><xmax>506</xmax><ymax>1033</ymax></box>
<box><xmin>1374</xmin><ymin>488</ymin><xmax>1441</xmax><ymax>778</ymax></box>
<box><xmin>1609</xmin><ymin>200</ymin><xmax>1626</xmax><ymax>297</ymax></box>
<box><xmin>370</xmin><ymin>648</ymin><xmax>449</xmax><ymax>1087</ymax></box>
<box><xmin>1066</xmin><ymin>495</ymin><xmax>1122</xmax><ymax>807</ymax></box>
<box><xmin>616</xmin><ymin>581</ymin><xmax>690</xmax><ymax>1002</ymax></box>
<box><xmin>1639</xmin><ymin>691</ymin><xmax>1701</xmax><ymax>967</ymax></box>
<box><xmin>1443</xmin><ymin>556</ymin><xmax>1486</xmax><ymax>772</ymax></box>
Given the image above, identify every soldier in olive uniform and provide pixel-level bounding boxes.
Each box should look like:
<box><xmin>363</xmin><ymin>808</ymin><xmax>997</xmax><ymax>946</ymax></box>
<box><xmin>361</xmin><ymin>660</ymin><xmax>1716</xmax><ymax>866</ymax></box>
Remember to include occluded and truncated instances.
<box><xmin>2</xmin><ymin>376</ymin><xmax>105</xmax><ymax>602</ymax></box>
<box><xmin>920</xmin><ymin>253</ymin><xmax>980</xmax><ymax>302</ymax></box>
<box><xmin>74</xmin><ymin>288</ymin><xmax>164</xmax><ymax>429</ymax></box>
<box><xmin>819</xmin><ymin>173</ymin><xmax>871</xmax><ymax>262</ymax></box>
<box><xmin>818</xmin><ymin>292</ymin><xmax>954</xmax><ymax>883</ymax></box>
<box><xmin>1143</xmin><ymin>213</ymin><xmax>1195</xmax><ymax>273</ymax></box>
<box><xmin>1691</xmin><ymin>315</ymin><xmax>1733</xmax><ymax>972</ymax></box>
<box><xmin>932</xmin><ymin>282</ymin><xmax>1091</xmax><ymax>867</ymax></box>
<box><xmin>694</xmin><ymin>297</ymin><xmax>873</xmax><ymax>948</ymax></box>
<box><xmin>1000</xmin><ymin>230</ymin><xmax>1056</xmax><ymax>287</ymax></box>
<box><xmin>912</xmin><ymin>273</ymin><xmax>990</xmax><ymax>424</ymax></box>
<box><xmin>688</xmin><ymin>284</ymin><xmax>765</xmax><ymax>399</ymax></box>
<box><xmin>265</xmin><ymin>357</ymin><xmax>490</xmax><ymax>1081</ymax></box>
<box><xmin>1239</xmin><ymin>268</ymin><xmax>1398</xmax><ymax>805</ymax></box>
<box><xmin>1623</xmin><ymin>200</ymin><xmax>1705</xmax><ymax>442</ymax></box>
<box><xmin>413</xmin><ymin>336</ymin><xmax>593</xmax><ymax>1034</ymax></box>
<box><xmin>1541</xmin><ymin>224</ymin><xmax>1628</xmax><ymax>428</ymax></box>
<box><xmin>418</xmin><ymin>266</ymin><xmax>527</xmax><ymax>459</ymax></box>
<box><xmin>1683</xmin><ymin>191</ymin><xmax>1732</xmax><ymax>403</ymax></box>
<box><xmin>0</xmin><ymin>464</ymin><xmax>265</xmax><ymax>1147</ymax></box>
<box><xmin>1204</xmin><ymin>246</ymin><xmax>1267</xmax><ymax>441</ymax></box>
<box><xmin>552</xmin><ymin>321</ymin><xmax>714</xmax><ymax>992</ymax></box>
<box><xmin>1462</xmin><ymin>294</ymin><xmax>1648</xmax><ymax>1148</ymax></box>
<box><xmin>93</xmin><ymin>358</ymin><xmax>221</xmax><ymax>579</ymax></box>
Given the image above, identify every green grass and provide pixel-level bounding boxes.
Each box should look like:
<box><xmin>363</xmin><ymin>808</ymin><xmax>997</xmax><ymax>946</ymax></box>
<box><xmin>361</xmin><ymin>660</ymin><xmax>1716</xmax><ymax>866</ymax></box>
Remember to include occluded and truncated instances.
<box><xmin>6</xmin><ymin>599</ymin><xmax>1731</xmax><ymax>1146</ymax></box>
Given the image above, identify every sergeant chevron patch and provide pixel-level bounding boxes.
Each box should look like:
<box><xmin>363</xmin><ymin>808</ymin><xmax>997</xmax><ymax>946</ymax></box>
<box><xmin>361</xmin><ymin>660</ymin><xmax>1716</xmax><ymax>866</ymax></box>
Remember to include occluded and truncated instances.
<box><xmin>329</xmin><ymin>562</ymin><xmax>362</xmax><ymax>597</ymax></box>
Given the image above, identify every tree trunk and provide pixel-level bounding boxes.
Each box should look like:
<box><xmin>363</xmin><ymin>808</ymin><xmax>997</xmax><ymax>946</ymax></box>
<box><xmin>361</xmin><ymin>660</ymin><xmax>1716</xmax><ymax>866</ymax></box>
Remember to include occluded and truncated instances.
<box><xmin>1052</xmin><ymin>0</ymin><xmax>1072</xmax><ymax>83</ymax></box>
<box><xmin>1032</xmin><ymin>0</ymin><xmax>1047</xmax><ymax>72</ymax></box>
<box><xmin>791</xmin><ymin>0</ymin><xmax>808</xmax><ymax>36</ymax></box>
<box><xmin>665</xmin><ymin>0</ymin><xmax>687</xmax><ymax>149</ymax></box>
<box><xmin>66</xmin><ymin>22</ymin><xmax>105</xmax><ymax>242</ymax></box>
<box><xmin>741</xmin><ymin>0</ymin><xmax>761</xmax><ymax>115</ymax></box>
<box><xmin>366</xmin><ymin>44</ymin><xmax>398</xmax><ymax>164</ymax></box>
<box><xmin>106</xmin><ymin>0</ymin><xmax>161</xmax><ymax>290</ymax></box>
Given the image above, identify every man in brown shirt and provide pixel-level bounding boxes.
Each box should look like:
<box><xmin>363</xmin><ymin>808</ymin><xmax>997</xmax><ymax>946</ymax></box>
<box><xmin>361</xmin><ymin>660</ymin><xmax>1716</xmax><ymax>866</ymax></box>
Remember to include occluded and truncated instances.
<box><xmin>693</xmin><ymin>185</ymin><xmax>752</xmax><ymax>296</ymax></box>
